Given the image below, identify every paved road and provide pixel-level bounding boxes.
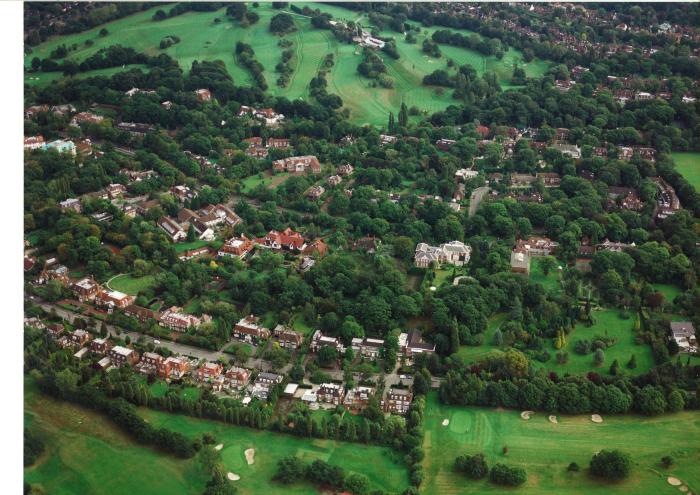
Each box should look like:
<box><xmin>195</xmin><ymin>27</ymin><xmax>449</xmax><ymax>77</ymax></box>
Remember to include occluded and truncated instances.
<box><xmin>468</xmin><ymin>186</ymin><xmax>490</xmax><ymax>217</ymax></box>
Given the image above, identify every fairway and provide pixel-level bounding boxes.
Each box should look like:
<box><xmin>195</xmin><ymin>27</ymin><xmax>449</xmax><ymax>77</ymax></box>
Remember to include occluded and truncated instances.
<box><xmin>422</xmin><ymin>393</ymin><xmax>700</xmax><ymax>495</ymax></box>
<box><xmin>140</xmin><ymin>408</ymin><xmax>410</xmax><ymax>495</ymax></box>
<box><xmin>25</xmin><ymin>3</ymin><xmax>548</xmax><ymax>126</ymax></box>
<box><xmin>672</xmin><ymin>152</ymin><xmax>700</xmax><ymax>192</ymax></box>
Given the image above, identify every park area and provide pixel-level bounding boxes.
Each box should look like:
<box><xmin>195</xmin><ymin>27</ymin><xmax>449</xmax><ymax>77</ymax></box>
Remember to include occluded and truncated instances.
<box><xmin>25</xmin><ymin>3</ymin><xmax>548</xmax><ymax>126</ymax></box>
<box><xmin>672</xmin><ymin>152</ymin><xmax>700</xmax><ymax>192</ymax></box>
<box><xmin>422</xmin><ymin>393</ymin><xmax>700</xmax><ymax>495</ymax></box>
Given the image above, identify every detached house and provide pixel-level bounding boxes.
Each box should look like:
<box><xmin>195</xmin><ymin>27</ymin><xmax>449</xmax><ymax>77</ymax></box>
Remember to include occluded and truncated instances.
<box><xmin>351</xmin><ymin>337</ymin><xmax>385</xmax><ymax>359</ymax></box>
<box><xmin>218</xmin><ymin>235</ymin><xmax>255</xmax><ymax>260</ymax></box>
<box><xmin>233</xmin><ymin>315</ymin><xmax>271</xmax><ymax>343</ymax></box>
<box><xmin>124</xmin><ymin>305</ymin><xmax>159</xmax><ymax>324</ymax></box>
<box><xmin>317</xmin><ymin>383</ymin><xmax>345</xmax><ymax>405</ymax></box>
<box><xmin>157</xmin><ymin>216</ymin><xmax>187</xmax><ymax>242</ymax></box>
<box><xmin>310</xmin><ymin>330</ymin><xmax>344</xmax><ymax>353</ymax></box>
<box><xmin>159</xmin><ymin>357</ymin><xmax>190</xmax><ymax>379</ymax></box>
<box><xmin>194</xmin><ymin>88</ymin><xmax>212</xmax><ymax>101</ymax></box>
<box><xmin>414</xmin><ymin>241</ymin><xmax>471</xmax><ymax>268</ymax></box>
<box><xmin>109</xmin><ymin>346</ymin><xmax>140</xmax><ymax>368</ymax></box>
<box><xmin>251</xmin><ymin>372</ymin><xmax>283</xmax><ymax>400</ymax></box>
<box><xmin>670</xmin><ymin>322</ymin><xmax>697</xmax><ymax>353</ymax></box>
<box><xmin>69</xmin><ymin>277</ymin><xmax>100</xmax><ymax>302</ymax></box>
<box><xmin>94</xmin><ymin>289</ymin><xmax>135</xmax><ymax>312</ymax></box>
<box><xmin>59</xmin><ymin>198</ymin><xmax>82</xmax><ymax>213</ymax></box>
<box><xmin>137</xmin><ymin>352</ymin><xmax>164</xmax><ymax>375</ymax></box>
<box><xmin>159</xmin><ymin>306</ymin><xmax>207</xmax><ymax>332</ymax></box>
<box><xmin>197</xmin><ymin>362</ymin><xmax>224</xmax><ymax>384</ymax></box>
<box><xmin>399</xmin><ymin>330</ymin><xmax>435</xmax><ymax>362</ymax></box>
<box><xmin>90</xmin><ymin>337</ymin><xmax>113</xmax><ymax>356</ymax></box>
<box><xmin>223</xmin><ymin>367</ymin><xmax>251</xmax><ymax>391</ymax></box>
<box><xmin>256</xmin><ymin>228</ymin><xmax>307</xmax><ymax>252</ymax></box>
<box><xmin>343</xmin><ymin>386</ymin><xmax>375</xmax><ymax>410</ymax></box>
<box><xmin>272</xmin><ymin>155</ymin><xmax>321</xmax><ymax>174</ymax></box>
<box><xmin>273</xmin><ymin>324</ymin><xmax>303</xmax><ymax>349</ymax></box>
<box><xmin>383</xmin><ymin>387</ymin><xmax>413</xmax><ymax>415</ymax></box>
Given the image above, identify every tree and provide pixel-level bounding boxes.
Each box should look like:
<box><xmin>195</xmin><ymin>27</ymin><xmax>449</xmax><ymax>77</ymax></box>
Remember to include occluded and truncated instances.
<box><xmin>274</xmin><ymin>455</ymin><xmax>306</xmax><ymax>484</ymax></box>
<box><xmin>187</xmin><ymin>223</ymin><xmax>196</xmax><ymax>242</ymax></box>
<box><xmin>398</xmin><ymin>102</ymin><xmax>408</xmax><ymax>127</ymax></box>
<box><xmin>344</xmin><ymin>473</ymin><xmax>370</xmax><ymax>495</ymax></box>
<box><xmin>317</xmin><ymin>346</ymin><xmax>338</xmax><ymax>368</ymax></box>
<box><xmin>489</xmin><ymin>463</ymin><xmax>527</xmax><ymax>486</ymax></box>
<box><xmin>270</xmin><ymin>13</ymin><xmax>296</xmax><ymax>34</ymax></box>
<box><xmin>661</xmin><ymin>456</ymin><xmax>674</xmax><ymax>469</ymax></box>
<box><xmin>594</xmin><ymin>349</ymin><xmax>605</xmax><ymax>366</ymax></box>
<box><xmin>609</xmin><ymin>359</ymin><xmax>621</xmax><ymax>376</ymax></box>
<box><xmin>636</xmin><ymin>385</ymin><xmax>667</xmax><ymax>415</ymax></box>
<box><xmin>590</xmin><ymin>450</ymin><xmax>631</xmax><ymax>480</ymax></box>
<box><xmin>454</xmin><ymin>453</ymin><xmax>488</xmax><ymax>479</ymax></box>
<box><xmin>388</xmin><ymin>112</ymin><xmax>395</xmax><ymax>134</ymax></box>
<box><xmin>627</xmin><ymin>354</ymin><xmax>637</xmax><ymax>369</ymax></box>
<box><xmin>667</xmin><ymin>390</ymin><xmax>685</xmax><ymax>412</ymax></box>
<box><xmin>539</xmin><ymin>256</ymin><xmax>557</xmax><ymax>276</ymax></box>
<box><xmin>226</xmin><ymin>3</ymin><xmax>247</xmax><ymax>21</ymax></box>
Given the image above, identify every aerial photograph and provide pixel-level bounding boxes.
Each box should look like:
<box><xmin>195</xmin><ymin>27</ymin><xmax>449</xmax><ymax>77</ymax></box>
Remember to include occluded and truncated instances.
<box><xmin>19</xmin><ymin>1</ymin><xmax>700</xmax><ymax>494</ymax></box>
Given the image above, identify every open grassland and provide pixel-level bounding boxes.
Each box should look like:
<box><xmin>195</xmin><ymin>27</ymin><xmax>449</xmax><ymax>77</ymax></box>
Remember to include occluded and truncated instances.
<box><xmin>24</xmin><ymin>380</ymin><xmax>208</xmax><ymax>495</ymax></box>
<box><xmin>140</xmin><ymin>408</ymin><xmax>410</xmax><ymax>495</ymax></box>
<box><xmin>672</xmin><ymin>152</ymin><xmax>700</xmax><ymax>192</ymax></box>
<box><xmin>422</xmin><ymin>393</ymin><xmax>700</xmax><ymax>495</ymax></box>
<box><xmin>107</xmin><ymin>273</ymin><xmax>156</xmax><ymax>295</ymax></box>
<box><xmin>26</xmin><ymin>3</ymin><xmax>548</xmax><ymax>126</ymax></box>
<box><xmin>535</xmin><ymin>309</ymin><xmax>655</xmax><ymax>376</ymax></box>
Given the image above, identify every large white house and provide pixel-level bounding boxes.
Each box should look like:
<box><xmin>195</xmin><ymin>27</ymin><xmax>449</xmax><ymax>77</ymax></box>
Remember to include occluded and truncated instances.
<box><xmin>414</xmin><ymin>241</ymin><xmax>471</xmax><ymax>268</ymax></box>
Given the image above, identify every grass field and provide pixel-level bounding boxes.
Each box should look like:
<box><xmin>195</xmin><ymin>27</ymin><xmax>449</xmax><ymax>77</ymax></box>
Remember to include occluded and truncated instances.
<box><xmin>672</xmin><ymin>152</ymin><xmax>700</xmax><ymax>192</ymax></box>
<box><xmin>653</xmin><ymin>284</ymin><xmax>683</xmax><ymax>303</ymax></box>
<box><xmin>24</xmin><ymin>379</ymin><xmax>208</xmax><ymax>495</ymax></box>
<box><xmin>173</xmin><ymin>239</ymin><xmax>214</xmax><ymax>254</ymax></box>
<box><xmin>535</xmin><ymin>309</ymin><xmax>655</xmax><ymax>376</ymax></box>
<box><xmin>25</xmin><ymin>3</ymin><xmax>549</xmax><ymax>126</ymax></box>
<box><xmin>107</xmin><ymin>274</ymin><xmax>156</xmax><ymax>295</ymax></box>
<box><xmin>240</xmin><ymin>171</ymin><xmax>290</xmax><ymax>194</ymax></box>
<box><xmin>530</xmin><ymin>261</ymin><xmax>562</xmax><ymax>293</ymax></box>
<box><xmin>455</xmin><ymin>314</ymin><xmax>508</xmax><ymax>364</ymax></box>
<box><xmin>140</xmin><ymin>408</ymin><xmax>409</xmax><ymax>495</ymax></box>
<box><xmin>422</xmin><ymin>393</ymin><xmax>700</xmax><ymax>495</ymax></box>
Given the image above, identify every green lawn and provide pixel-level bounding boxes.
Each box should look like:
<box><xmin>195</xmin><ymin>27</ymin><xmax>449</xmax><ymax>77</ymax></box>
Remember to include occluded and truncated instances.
<box><xmin>149</xmin><ymin>381</ymin><xmax>169</xmax><ymax>398</ymax></box>
<box><xmin>24</xmin><ymin>64</ymin><xmax>148</xmax><ymax>87</ymax></box>
<box><xmin>530</xmin><ymin>260</ymin><xmax>562</xmax><ymax>293</ymax></box>
<box><xmin>672</xmin><ymin>152</ymin><xmax>700</xmax><ymax>192</ymax></box>
<box><xmin>107</xmin><ymin>274</ymin><xmax>157</xmax><ymax>296</ymax></box>
<box><xmin>24</xmin><ymin>380</ymin><xmax>208</xmax><ymax>495</ymax></box>
<box><xmin>240</xmin><ymin>171</ymin><xmax>290</xmax><ymax>194</ymax></box>
<box><xmin>456</xmin><ymin>314</ymin><xmax>507</xmax><ymax>364</ymax></box>
<box><xmin>535</xmin><ymin>309</ymin><xmax>655</xmax><ymax>376</ymax></box>
<box><xmin>25</xmin><ymin>3</ymin><xmax>548</xmax><ymax>126</ymax></box>
<box><xmin>140</xmin><ymin>408</ymin><xmax>409</xmax><ymax>494</ymax></box>
<box><xmin>173</xmin><ymin>240</ymin><xmax>213</xmax><ymax>254</ymax></box>
<box><xmin>291</xmin><ymin>313</ymin><xmax>315</xmax><ymax>336</ymax></box>
<box><xmin>653</xmin><ymin>284</ymin><xmax>683</xmax><ymax>303</ymax></box>
<box><xmin>422</xmin><ymin>393</ymin><xmax>700</xmax><ymax>495</ymax></box>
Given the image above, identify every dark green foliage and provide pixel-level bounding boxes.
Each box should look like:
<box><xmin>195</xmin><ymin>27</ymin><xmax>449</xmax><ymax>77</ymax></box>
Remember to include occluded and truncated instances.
<box><xmin>590</xmin><ymin>450</ymin><xmax>631</xmax><ymax>480</ymax></box>
<box><xmin>489</xmin><ymin>463</ymin><xmax>527</xmax><ymax>486</ymax></box>
<box><xmin>454</xmin><ymin>453</ymin><xmax>488</xmax><ymax>479</ymax></box>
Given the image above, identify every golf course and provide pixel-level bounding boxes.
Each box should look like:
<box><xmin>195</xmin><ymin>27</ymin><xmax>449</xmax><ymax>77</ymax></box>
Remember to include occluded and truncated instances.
<box><xmin>24</xmin><ymin>2</ymin><xmax>548</xmax><ymax>125</ymax></box>
<box><xmin>422</xmin><ymin>394</ymin><xmax>700</xmax><ymax>495</ymax></box>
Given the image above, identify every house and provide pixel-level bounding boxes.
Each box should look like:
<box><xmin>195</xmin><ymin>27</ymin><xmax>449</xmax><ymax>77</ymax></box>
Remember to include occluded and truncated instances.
<box><xmin>197</xmin><ymin>362</ymin><xmax>224</xmax><ymax>383</ymax></box>
<box><xmin>106</xmin><ymin>183</ymin><xmax>127</xmax><ymax>199</ymax></box>
<box><xmin>178</xmin><ymin>247</ymin><xmax>210</xmax><ymax>261</ymax></box>
<box><xmin>310</xmin><ymin>330</ymin><xmax>344</xmax><ymax>353</ymax></box>
<box><xmin>115</xmin><ymin>122</ymin><xmax>154</xmax><ymax>136</ymax></box>
<box><xmin>24</xmin><ymin>105</ymin><xmax>49</xmax><ymax>119</ymax></box>
<box><xmin>67</xmin><ymin>329</ymin><xmax>92</xmax><ymax>348</ymax></box>
<box><xmin>70</xmin><ymin>112</ymin><xmax>104</xmax><ymax>127</ymax></box>
<box><xmin>327</xmin><ymin>175</ymin><xmax>343</xmax><ymax>187</ymax></box>
<box><xmin>351</xmin><ymin>337</ymin><xmax>385</xmax><ymax>359</ymax></box>
<box><xmin>50</xmin><ymin>104</ymin><xmax>76</xmax><ymax>116</ymax></box>
<box><xmin>24</xmin><ymin>317</ymin><xmax>44</xmax><ymax>330</ymax></box>
<box><xmin>268</xmin><ymin>137</ymin><xmax>290</xmax><ymax>148</ymax></box>
<box><xmin>302</xmin><ymin>239</ymin><xmax>328</xmax><ymax>258</ymax></box>
<box><xmin>536</xmin><ymin>172</ymin><xmax>562</xmax><ymax>187</ymax></box>
<box><xmin>510</xmin><ymin>249</ymin><xmax>531</xmax><ymax>274</ymax></box>
<box><xmin>251</xmin><ymin>372</ymin><xmax>283</xmax><ymax>400</ymax></box>
<box><xmin>414</xmin><ymin>241</ymin><xmax>471</xmax><ymax>268</ymax></box>
<box><xmin>337</xmin><ymin>163</ymin><xmax>354</xmax><ymax>176</ymax></box>
<box><xmin>596</xmin><ymin>239</ymin><xmax>634</xmax><ymax>252</ymax></box>
<box><xmin>58</xmin><ymin>198</ymin><xmax>81</xmax><ymax>212</ymax></box>
<box><xmin>24</xmin><ymin>135</ymin><xmax>45</xmax><ymax>150</ymax></box>
<box><xmin>555</xmin><ymin>79</ymin><xmax>576</xmax><ymax>92</ymax></box>
<box><xmin>455</xmin><ymin>169</ymin><xmax>479</xmax><ymax>181</ymax></box>
<box><xmin>136</xmin><ymin>199</ymin><xmax>161</xmax><ymax>216</ymax></box>
<box><xmin>158</xmin><ymin>356</ymin><xmax>190</xmax><ymax>379</ymax></box>
<box><xmin>124</xmin><ymin>305</ymin><xmax>159</xmax><ymax>323</ymax></box>
<box><xmin>69</xmin><ymin>277</ymin><xmax>100</xmax><ymax>302</ymax></box>
<box><xmin>125</xmin><ymin>87</ymin><xmax>156</xmax><ymax>97</ymax></box>
<box><xmin>383</xmin><ymin>387</ymin><xmax>413</xmax><ymax>415</ymax></box>
<box><xmin>652</xmin><ymin>177</ymin><xmax>681</xmax><ymax>219</ymax></box>
<box><xmin>273</xmin><ymin>324</ymin><xmax>303</xmax><ymax>349</ymax></box>
<box><xmin>159</xmin><ymin>306</ymin><xmax>205</xmax><ymax>332</ymax></box>
<box><xmin>379</xmin><ymin>134</ymin><xmax>397</xmax><ymax>145</ymax></box>
<box><xmin>515</xmin><ymin>237</ymin><xmax>558</xmax><ymax>256</ymax></box>
<box><xmin>475</xmin><ymin>125</ymin><xmax>490</xmax><ymax>138</ymax></box>
<box><xmin>317</xmin><ymin>383</ymin><xmax>345</xmax><ymax>405</ymax></box>
<box><xmin>510</xmin><ymin>174</ymin><xmax>537</xmax><ymax>187</ymax></box>
<box><xmin>343</xmin><ymin>386</ymin><xmax>375</xmax><ymax>410</ymax></box>
<box><xmin>194</xmin><ymin>88</ymin><xmax>212</xmax><ymax>101</ymax></box>
<box><xmin>222</xmin><ymin>367</ymin><xmax>251</xmax><ymax>390</ymax></box>
<box><xmin>46</xmin><ymin>323</ymin><xmax>65</xmax><ymax>340</ymax></box>
<box><xmin>218</xmin><ymin>235</ymin><xmax>255</xmax><ymax>260</ymax></box>
<box><xmin>551</xmin><ymin>143</ymin><xmax>581</xmax><ymax>159</ymax></box>
<box><xmin>670</xmin><ymin>322</ymin><xmax>697</xmax><ymax>353</ymax></box>
<box><xmin>90</xmin><ymin>337</ymin><xmax>113</xmax><ymax>356</ymax></box>
<box><xmin>43</xmin><ymin>139</ymin><xmax>76</xmax><ymax>155</ymax></box>
<box><xmin>109</xmin><ymin>346</ymin><xmax>140</xmax><ymax>368</ymax></box>
<box><xmin>24</xmin><ymin>256</ymin><xmax>36</xmax><ymax>272</ymax></box>
<box><xmin>38</xmin><ymin>260</ymin><xmax>69</xmax><ymax>285</ymax></box>
<box><xmin>607</xmin><ymin>187</ymin><xmax>644</xmax><ymax>211</ymax></box>
<box><xmin>436</xmin><ymin>138</ymin><xmax>457</xmax><ymax>151</ymax></box>
<box><xmin>137</xmin><ymin>352</ymin><xmax>164</xmax><ymax>375</ymax></box>
<box><xmin>299</xmin><ymin>256</ymin><xmax>315</xmax><ymax>272</ymax></box>
<box><xmin>162</xmin><ymin>101</ymin><xmax>173</xmax><ymax>110</ymax></box>
<box><xmin>94</xmin><ymin>289</ymin><xmax>135</xmax><ymax>312</ymax></box>
<box><xmin>305</xmin><ymin>185</ymin><xmax>326</xmax><ymax>200</ymax></box>
<box><xmin>272</xmin><ymin>155</ymin><xmax>321</xmax><ymax>174</ymax></box>
<box><xmin>91</xmin><ymin>212</ymin><xmax>113</xmax><ymax>223</ymax></box>
<box><xmin>399</xmin><ymin>330</ymin><xmax>436</xmax><ymax>362</ymax></box>
<box><xmin>233</xmin><ymin>315</ymin><xmax>271</xmax><ymax>343</ymax></box>
<box><xmin>170</xmin><ymin>185</ymin><xmax>197</xmax><ymax>202</ymax></box>
<box><xmin>256</xmin><ymin>228</ymin><xmax>307</xmax><ymax>252</ymax></box>
<box><xmin>157</xmin><ymin>216</ymin><xmax>187</xmax><ymax>242</ymax></box>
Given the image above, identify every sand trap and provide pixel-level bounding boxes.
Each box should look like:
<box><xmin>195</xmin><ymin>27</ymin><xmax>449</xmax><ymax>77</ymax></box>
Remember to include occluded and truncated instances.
<box><xmin>591</xmin><ymin>414</ymin><xmax>603</xmax><ymax>423</ymax></box>
<box><xmin>245</xmin><ymin>448</ymin><xmax>255</xmax><ymax>465</ymax></box>
<box><xmin>442</xmin><ymin>419</ymin><xmax>449</xmax><ymax>426</ymax></box>
<box><xmin>520</xmin><ymin>410</ymin><xmax>534</xmax><ymax>420</ymax></box>
<box><xmin>679</xmin><ymin>486</ymin><xmax>688</xmax><ymax>493</ymax></box>
<box><xmin>227</xmin><ymin>472</ymin><xmax>240</xmax><ymax>481</ymax></box>
<box><xmin>214</xmin><ymin>443</ymin><xmax>223</xmax><ymax>451</ymax></box>
<box><xmin>668</xmin><ymin>477</ymin><xmax>682</xmax><ymax>486</ymax></box>
<box><xmin>548</xmin><ymin>415</ymin><xmax>558</xmax><ymax>424</ymax></box>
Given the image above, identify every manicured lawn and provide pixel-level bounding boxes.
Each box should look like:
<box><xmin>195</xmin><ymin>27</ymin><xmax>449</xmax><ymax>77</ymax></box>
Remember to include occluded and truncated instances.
<box><xmin>241</xmin><ymin>171</ymin><xmax>290</xmax><ymax>194</ymax></box>
<box><xmin>24</xmin><ymin>64</ymin><xmax>148</xmax><ymax>87</ymax></box>
<box><xmin>173</xmin><ymin>240</ymin><xmax>211</xmax><ymax>254</ymax></box>
<box><xmin>535</xmin><ymin>309</ymin><xmax>655</xmax><ymax>376</ymax></box>
<box><xmin>672</xmin><ymin>152</ymin><xmax>700</xmax><ymax>192</ymax></box>
<box><xmin>24</xmin><ymin>380</ymin><xmax>208</xmax><ymax>495</ymax></box>
<box><xmin>140</xmin><ymin>408</ymin><xmax>409</xmax><ymax>494</ymax></box>
<box><xmin>455</xmin><ymin>314</ymin><xmax>508</xmax><ymax>364</ymax></box>
<box><xmin>422</xmin><ymin>393</ymin><xmax>700</xmax><ymax>495</ymax></box>
<box><xmin>25</xmin><ymin>3</ymin><xmax>548</xmax><ymax>126</ymax></box>
<box><xmin>107</xmin><ymin>274</ymin><xmax>157</xmax><ymax>296</ymax></box>
<box><xmin>530</xmin><ymin>260</ymin><xmax>562</xmax><ymax>293</ymax></box>
<box><xmin>432</xmin><ymin>268</ymin><xmax>454</xmax><ymax>287</ymax></box>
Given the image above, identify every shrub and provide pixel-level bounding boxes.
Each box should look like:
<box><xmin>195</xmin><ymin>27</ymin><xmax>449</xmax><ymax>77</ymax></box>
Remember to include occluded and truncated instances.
<box><xmin>489</xmin><ymin>463</ymin><xmax>527</xmax><ymax>486</ymax></box>
<box><xmin>590</xmin><ymin>450</ymin><xmax>631</xmax><ymax>480</ymax></box>
<box><xmin>454</xmin><ymin>453</ymin><xmax>489</xmax><ymax>479</ymax></box>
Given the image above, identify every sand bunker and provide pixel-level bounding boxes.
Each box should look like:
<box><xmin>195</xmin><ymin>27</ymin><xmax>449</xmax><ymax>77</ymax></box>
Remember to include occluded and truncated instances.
<box><xmin>245</xmin><ymin>448</ymin><xmax>255</xmax><ymax>465</ymax></box>
<box><xmin>227</xmin><ymin>473</ymin><xmax>240</xmax><ymax>481</ymax></box>
<box><xmin>214</xmin><ymin>444</ymin><xmax>223</xmax><ymax>451</ymax></box>
<box><xmin>591</xmin><ymin>414</ymin><xmax>603</xmax><ymax>423</ymax></box>
<box><xmin>679</xmin><ymin>486</ymin><xmax>688</xmax><ymax>493</ymax></box>
<box><xmin>442</xmin><ymin>419</ymin><xmax>449</xmax><ymax>426</ymax></box>
<box><xmin>520</xmin><ymin>410</ymin><xmax>534</xmax><ymax>420</ymax></box>
<box><xmin>668</xmin><ymin>477</ymin><xmax>682</xmax><ymax>486</ymax></box>
<box><xmin>548</xmin><ymin>415</ymin><xmax>558</xmax><ymax>424</ymax></box>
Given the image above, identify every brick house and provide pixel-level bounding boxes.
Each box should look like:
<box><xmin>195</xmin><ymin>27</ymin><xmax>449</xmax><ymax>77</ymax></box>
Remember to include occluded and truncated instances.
<box><xmin>233</xmin><ymin>315</ymin><xmax>271</xmax><ymax>343</ymax></box>
<box><xmin>398</xmin><ymin>330</ymin><xmax>435</xmax><ymax>363</ymax></box>
<box><xmin>273</xmin><ymin>324</ymin><xmax>303</xmax><ymax>349</ymax></box>
<box><xmin>66</xmin><ymin>329</ymin><xmax>92</xmax><ymax>348</ymax></box>
<box><xmin>256</xmin><ymin>228</ymin><xmax>307</xmax><ymax>252</ymax></box>
<box><xmin>218</xmin><ymin>235</ymin><xmax>255</xmax><ymax>259</ymax></box>
<box><xmin>414</xmin><ymin>241</ymin><xmax>471</xmax><ymax>268</ymax></box>
<box><xmin>106</xmin><ymin>183</ymin><xmax>127</xmax><ymax>199</ymax></box>
<box><xmin>90</xmin><ymin>337</ymin><xmax>113</xmax><ymax>356</ymax></box>
<box><xmin>223</xmin><ymin>367</ymin><xmax>251</xmax><ymax>390</ymax></box>
<box><xmin>251</xmin><ymin>372</ymin><xmax>283</xmax><ymax>399</ymax></box>
<box><xmin>194</xmin><ymin>88</ymin><xmax>212</xmax><ymax>101</ymax></box>
<box><xmin>124</xmin><ymin>305</ymin><xmax>160</xmax><ymax>324</ymax></box>
<box><xmin>317</xmin><ymin>383</ymin><xmax>345</xmax><ymax>405</ymax></box>
<box><xmin>157</xmin><ymin>216</ymin><xmax>187</xmax><ymax>242</ymax></box>
<box><xmin>351</xmin><ymin>337</ymin><xmax>385</xmax><ymax>359</ymax></box>
<box><xmin>94</xmin><ymin>289</ymin><xmax>135</xmax><ymax>313</ymax></box>
<box><xmin>70</xmin><ymin>277</ymin><xmax>101</xmax><ymax>302</ymax></box>
<box><xmin>310</xmin><ymin>330</ymin><xmax>344</xmax><ymax>353</ymax></box>
<box><xmin>137</xmin><ymin>352</ymin><xmax>164</xmax><ymax>375</ymax></box>
<box><xmin>536</xmin><ymin>172</ymin><xmax>562</xmax><ymax>187</ymax></box>
<box><xmin>158</xmin><ymin>356</ymin><xmax>190</xmax><ymax>379</ymax></box>
<box><xmin>159</xmin><ymin>306</ymin><xmax>206</xmax><ymax>332</ymax></box>
<box><xmin>272</xmin><ymin>155</ymin><xmax>321</xmax><ymax>174</ymax></box>
<box><xmin>109</xmin><ymin>346</ymin><xmax>140</xmax><ymax>368</ymax></box>
<box><xmin>197</xmin><ymin>362</ymin><xmax>224</xmax><ymax>383</ymax></box>
<box><xmin>383</xmin><ymin>387</ymin><xmax>413</xmax><ymax>415</ymax></box>
<box><xmin>343</xmin><ymin>386</ymin><xmax>375</xmax><ymax>410</ymax></box>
